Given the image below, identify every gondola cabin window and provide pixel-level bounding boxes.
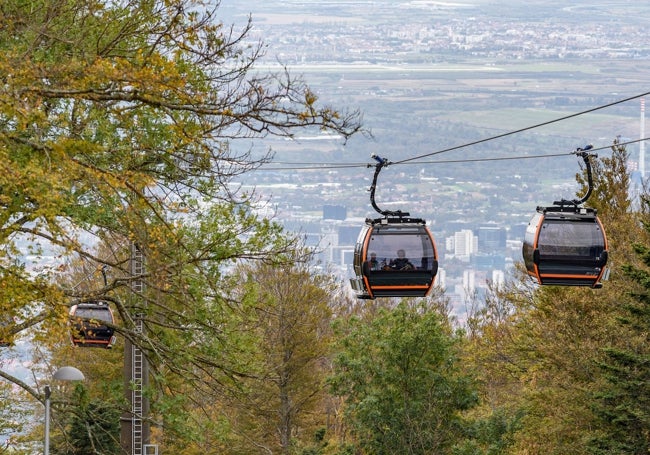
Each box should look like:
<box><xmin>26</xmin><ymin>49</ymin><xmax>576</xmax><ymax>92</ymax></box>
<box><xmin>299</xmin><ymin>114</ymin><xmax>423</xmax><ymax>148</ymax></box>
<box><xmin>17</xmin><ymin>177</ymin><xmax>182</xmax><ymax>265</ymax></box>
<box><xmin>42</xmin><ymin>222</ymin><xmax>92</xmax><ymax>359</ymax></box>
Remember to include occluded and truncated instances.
<box><xmin>537</xmin><ymin>220</ymin><xmax>605</xmax><ymax>259</ymax></box>
<box><xmin>366</xmin><ymin>227</ymin><xmax>435</xmax><ymax>272</ymax></box>
<box><xmin>76</xmin><ymin>307</ymin><xmax>113</xmax><ymax>323</ymax></box>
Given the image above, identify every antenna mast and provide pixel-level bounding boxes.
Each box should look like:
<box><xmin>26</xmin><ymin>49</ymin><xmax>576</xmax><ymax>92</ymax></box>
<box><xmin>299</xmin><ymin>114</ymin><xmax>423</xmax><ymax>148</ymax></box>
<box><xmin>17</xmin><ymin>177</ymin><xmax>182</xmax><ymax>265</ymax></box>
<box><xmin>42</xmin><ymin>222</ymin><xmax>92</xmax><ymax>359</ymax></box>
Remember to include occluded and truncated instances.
<box><xmin>641</xmin><ymin>97</ymin><xmax>646</xmax><ymax>179</ymax></box>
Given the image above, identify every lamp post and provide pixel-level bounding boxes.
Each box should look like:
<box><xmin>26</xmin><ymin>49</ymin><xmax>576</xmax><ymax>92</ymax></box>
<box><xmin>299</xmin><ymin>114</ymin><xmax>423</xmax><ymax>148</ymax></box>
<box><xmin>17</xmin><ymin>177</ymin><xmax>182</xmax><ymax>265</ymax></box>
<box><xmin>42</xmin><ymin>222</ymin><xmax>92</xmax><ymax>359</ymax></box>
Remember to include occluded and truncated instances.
<box><xmin>44</xmin><ymin>366</ymin><xmax>85</xmax><ymax>455</ymax></box>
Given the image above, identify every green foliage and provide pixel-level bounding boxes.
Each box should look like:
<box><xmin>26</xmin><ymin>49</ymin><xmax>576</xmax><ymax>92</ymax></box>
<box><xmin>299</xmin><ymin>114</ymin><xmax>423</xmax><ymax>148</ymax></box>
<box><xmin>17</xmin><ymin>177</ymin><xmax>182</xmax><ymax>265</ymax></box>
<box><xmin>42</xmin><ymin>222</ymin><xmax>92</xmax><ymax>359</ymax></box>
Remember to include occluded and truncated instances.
<box><xmin>295</xmin><ymin>427</ymin><xmax>329</xmax><ymax>455</ymax></box>
<box><xmin>330</xmin><ymin>301</ymin><xmax>478</xmax><ymax>455</ymax></box>
<box><xmin>52</xmin><ymin>387</ymin><xmax>121</xmax><ymax>455</ymax></box>
<box><xmin>212</xmin><ymin>258</ymin><xmax>336</xmax><ymax>454</ymax></box>
<box><xmin>452</xmin><ymin>408</ymin><xmax>523</xmax><ymax>455</ymax></box>
<box><xmin>587</xmin><ymin>197</ymin><xmax>650</xmax><ymax>454</ymax></box>
<box><xmin>0</xmin><ymin>381</ymin><xmax>33</xmax><ymax>454</ymax></box>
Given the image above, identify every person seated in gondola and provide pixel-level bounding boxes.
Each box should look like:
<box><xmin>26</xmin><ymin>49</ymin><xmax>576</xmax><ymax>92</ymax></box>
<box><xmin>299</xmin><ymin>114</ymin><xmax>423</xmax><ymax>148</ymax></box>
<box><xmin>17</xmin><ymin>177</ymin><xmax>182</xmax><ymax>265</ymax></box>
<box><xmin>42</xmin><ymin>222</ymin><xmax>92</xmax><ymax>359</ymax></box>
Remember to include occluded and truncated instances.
<box><xmin>368</xmin><ymin>252</ymin><xmax>381</xmax><ymax>271</ymax></box>
<box><xmin>388</xmin><ymin>249</ymin><xmax>415</xmax><ymax>271</ymax></box>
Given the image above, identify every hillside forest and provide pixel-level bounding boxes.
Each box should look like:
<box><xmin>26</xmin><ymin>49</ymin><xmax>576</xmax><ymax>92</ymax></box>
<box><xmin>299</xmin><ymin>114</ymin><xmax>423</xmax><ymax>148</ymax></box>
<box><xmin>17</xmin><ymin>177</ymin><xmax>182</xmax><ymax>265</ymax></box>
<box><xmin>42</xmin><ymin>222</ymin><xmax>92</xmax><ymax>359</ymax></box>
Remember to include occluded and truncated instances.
<box><xmin>1</xmin><ymin>1</ymin><xmax>649</xmax><ymax>454</ymax></box>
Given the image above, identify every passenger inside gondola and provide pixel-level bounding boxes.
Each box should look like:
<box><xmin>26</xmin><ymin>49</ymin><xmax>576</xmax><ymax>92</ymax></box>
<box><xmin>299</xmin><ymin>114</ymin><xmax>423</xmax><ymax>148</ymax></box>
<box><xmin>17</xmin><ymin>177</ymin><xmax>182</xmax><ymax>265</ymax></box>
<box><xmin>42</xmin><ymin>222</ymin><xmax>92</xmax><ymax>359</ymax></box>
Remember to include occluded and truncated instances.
<box><xmin>388</xmin><ymin>249</ymin><xmax>415</xmax><ymax>271</ymax></box>
<box><xmin>368</xmin><ymin>252</ymin><xmax>380</xmax><ymax>270</ymax></box>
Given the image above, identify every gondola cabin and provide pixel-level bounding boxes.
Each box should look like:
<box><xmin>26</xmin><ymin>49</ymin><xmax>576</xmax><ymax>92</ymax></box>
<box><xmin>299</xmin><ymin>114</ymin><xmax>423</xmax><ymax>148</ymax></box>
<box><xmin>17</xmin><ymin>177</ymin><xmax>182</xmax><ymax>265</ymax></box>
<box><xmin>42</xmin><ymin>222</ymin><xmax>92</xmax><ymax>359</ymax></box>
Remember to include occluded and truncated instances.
<box><xmin>522</xmin><ymin>206</ymin><xmax>608</xmax><ymax>288</ymax></box>
<box><xmin>350</xmin><ymin>217</ymin><xmax>438</xmax><ymax>299</ymax></box>
<box><xmin>70</xmin><ymin>301</ymin><xmax>116</xmax><ymax>348</ymax></box>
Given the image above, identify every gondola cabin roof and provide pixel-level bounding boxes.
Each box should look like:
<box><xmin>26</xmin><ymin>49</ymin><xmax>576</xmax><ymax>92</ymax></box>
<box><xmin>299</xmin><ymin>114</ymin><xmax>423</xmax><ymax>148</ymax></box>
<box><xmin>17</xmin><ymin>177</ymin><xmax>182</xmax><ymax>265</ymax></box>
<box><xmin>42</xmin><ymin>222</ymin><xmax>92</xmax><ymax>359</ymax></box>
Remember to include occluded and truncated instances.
<box><xmin>522</xmin><ymin>206</ymin><xmax>608</xmax><ymax>288</ymax></box>
<box><xmin>350</xmin><ymin>217</ymin><xmax>439</xmax><ymax>299</ymax></box>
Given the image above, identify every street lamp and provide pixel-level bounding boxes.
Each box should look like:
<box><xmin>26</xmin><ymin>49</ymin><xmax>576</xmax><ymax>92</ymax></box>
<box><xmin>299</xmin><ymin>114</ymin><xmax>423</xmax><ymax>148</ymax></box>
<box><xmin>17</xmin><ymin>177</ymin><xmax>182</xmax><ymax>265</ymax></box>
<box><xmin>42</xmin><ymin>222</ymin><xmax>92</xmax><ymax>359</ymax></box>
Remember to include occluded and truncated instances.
<box><xmin>44</xmin><ymin>366</ymin><xmax>85</xmax><ymax>455</ymax></box>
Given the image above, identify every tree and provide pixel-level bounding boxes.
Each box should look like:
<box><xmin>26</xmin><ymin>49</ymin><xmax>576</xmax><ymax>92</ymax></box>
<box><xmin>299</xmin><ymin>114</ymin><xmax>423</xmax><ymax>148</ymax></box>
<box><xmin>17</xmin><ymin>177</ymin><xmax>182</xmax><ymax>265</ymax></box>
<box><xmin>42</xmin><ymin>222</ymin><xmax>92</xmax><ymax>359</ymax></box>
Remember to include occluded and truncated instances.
<box><xmin>52</xmin><ymin>387</ymin><xmax>121</xmax><ymax>455</ymax></box>
<box><xmin>216</xmin><ymin>258</ymin><xmax>338</xmax><ymax>455</ymax></box>
<box><xmin>0</xmin><ymin>378</ymin><xmax>33</xmax><ymax>454</ymax></box>
<box><xmin>462</xmin><ymin>274</ymin><xmax>529</xmax><ymax>455</ymax></box>
<box><xmin>0</xmin><ymin>0</ymin><xmax>362</xmax><ymax>449</ymax></box>
<box><xmin>330</xmin><ymin>300</ymin><xmax>478</xmax><ymax>455</ymax></box>
<box><xmin>461</xmin><ymin>140</ymin><xmax>649</xmax><ymax>454</ymax></box>
<box><xmin>587</xmin><ymin>191</ymin><xmax>650</xmax><ymax>454</ymax></box>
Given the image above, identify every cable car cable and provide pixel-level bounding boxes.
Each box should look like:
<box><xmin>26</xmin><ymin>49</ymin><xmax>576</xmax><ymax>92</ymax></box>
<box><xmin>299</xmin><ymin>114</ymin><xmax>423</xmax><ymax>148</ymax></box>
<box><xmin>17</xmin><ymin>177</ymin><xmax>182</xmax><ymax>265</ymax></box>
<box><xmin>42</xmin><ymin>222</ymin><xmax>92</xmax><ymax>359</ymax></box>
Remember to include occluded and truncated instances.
<box><xmin>392</xmin><ymin>90</ymin><xmax>650</xmax><ymax>165</ymax></box>
<box><xmin>253</xmin><ymin>91</ymin><xmax>650</xmax><ymax>172</ymax></box>
<box><xmin>403</xmin><ymin>137</ymin><xmax>649</xmax><ymax>166</ymax></box>
<box><xmin>257</xmin><ymin>88</ymin><xmax>650</xmax><ymax>171</ymax></box>
<box><xmin>258</xmin><ymin>136</ymin><xmax>650</xmax><ymax>171</ymax></box>
<box><xmin>256</xmin><ymin>92</ymin><xmax>650</xmax><ymax>170</ymax></box>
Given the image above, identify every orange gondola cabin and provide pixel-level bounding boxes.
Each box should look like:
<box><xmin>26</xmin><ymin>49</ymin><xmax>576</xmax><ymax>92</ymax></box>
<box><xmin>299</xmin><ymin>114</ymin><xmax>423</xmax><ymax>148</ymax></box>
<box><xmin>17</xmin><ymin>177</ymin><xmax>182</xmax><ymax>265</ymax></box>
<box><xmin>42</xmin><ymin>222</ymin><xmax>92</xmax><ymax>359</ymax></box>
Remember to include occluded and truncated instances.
<box><xmin>70</xmin><ymin>301</ymin><xmax>116</xmax><ymax>348</ymax></box>
<box><xmin>523</xmin><ymin>206</ymin><xmax>608</xmax><ymax>287</ymax></box>
<box><xmin>350</xmin><ymin>216</ymin><xmax>439</xmax><ymax>299</ymax></box>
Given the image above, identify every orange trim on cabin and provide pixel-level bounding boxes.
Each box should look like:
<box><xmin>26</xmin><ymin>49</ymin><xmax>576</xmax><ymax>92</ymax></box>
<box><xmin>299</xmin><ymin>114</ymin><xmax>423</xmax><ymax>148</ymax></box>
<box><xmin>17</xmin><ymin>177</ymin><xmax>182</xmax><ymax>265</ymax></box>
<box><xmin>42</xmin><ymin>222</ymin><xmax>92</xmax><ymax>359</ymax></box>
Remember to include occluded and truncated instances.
<box><xmin>361</xmin><ymin>228</ymin><xmax>374</xmax><ymax>298</ymax></box>
<box><xmin>73</xmin><ymin>339</ymin><xmax>111</xmax><ymax>345</ymax></box>
<box><xmin>362</xmin><ymin>276</ymin><xmax>374</xmax><ymax>299</ymax></box>
<box><xmin>371</xmin><ymin>285</ymin><xmax>431</xmax><ymax>290</ymax></box>
<box><xmin>540</xmin><ymin>273</ymin><xmax>599</xmax><ymax>279</ymax></box>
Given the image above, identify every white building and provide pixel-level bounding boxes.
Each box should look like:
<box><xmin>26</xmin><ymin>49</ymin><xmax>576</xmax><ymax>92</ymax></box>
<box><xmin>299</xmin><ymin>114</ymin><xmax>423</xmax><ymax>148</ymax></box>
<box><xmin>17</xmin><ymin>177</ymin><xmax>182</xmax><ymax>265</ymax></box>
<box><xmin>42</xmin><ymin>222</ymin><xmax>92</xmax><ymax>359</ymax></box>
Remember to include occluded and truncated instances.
<box><xmin>446</xmin><ymin>229</ymin><xmax>479</xmax><ymax>261</ymax></box>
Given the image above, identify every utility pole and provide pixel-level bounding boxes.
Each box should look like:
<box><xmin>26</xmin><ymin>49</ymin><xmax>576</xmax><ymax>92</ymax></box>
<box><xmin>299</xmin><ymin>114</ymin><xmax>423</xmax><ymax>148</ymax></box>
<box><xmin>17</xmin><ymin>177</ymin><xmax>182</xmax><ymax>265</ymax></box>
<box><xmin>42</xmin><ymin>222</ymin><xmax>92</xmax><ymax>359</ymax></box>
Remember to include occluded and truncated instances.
<box><xmin>120</xmin><ymin>242</ymin><xmax>152</xmax><ymax>454</ymax></box>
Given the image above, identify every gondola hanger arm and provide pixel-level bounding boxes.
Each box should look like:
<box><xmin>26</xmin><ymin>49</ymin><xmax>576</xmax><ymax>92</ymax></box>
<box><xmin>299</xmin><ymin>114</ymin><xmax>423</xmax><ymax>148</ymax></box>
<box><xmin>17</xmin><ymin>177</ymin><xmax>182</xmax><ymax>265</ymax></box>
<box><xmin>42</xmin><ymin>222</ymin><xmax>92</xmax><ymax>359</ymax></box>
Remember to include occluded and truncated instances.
<box><xmin>553</xmin><ymin>144</ymin><xmax>597</xmax><ymax>207</ymax></box>
<box><xmin>368</xmin><ymin>154</ymin><xmax>410</xmax><ymax>218</ymax></box>
<box><xmin>573</xmin><ymin>144</ymin><xmax>597</xmax><ymax>205</ymax></box>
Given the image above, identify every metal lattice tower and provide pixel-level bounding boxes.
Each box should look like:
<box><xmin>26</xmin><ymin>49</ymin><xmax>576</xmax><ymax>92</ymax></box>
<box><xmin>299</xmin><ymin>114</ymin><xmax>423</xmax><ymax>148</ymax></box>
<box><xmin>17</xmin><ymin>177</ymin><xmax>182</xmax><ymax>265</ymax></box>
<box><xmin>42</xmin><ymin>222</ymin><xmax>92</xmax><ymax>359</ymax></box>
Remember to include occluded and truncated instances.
<box><xmin>121</xmin><ymin>243</ymin><xmax>151</xmax><ymax>454</ymax></box>
<box><xmin>132</xmin><ymin>243</ymin><xmax>145</xmax><ymax>454</ymax></box>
